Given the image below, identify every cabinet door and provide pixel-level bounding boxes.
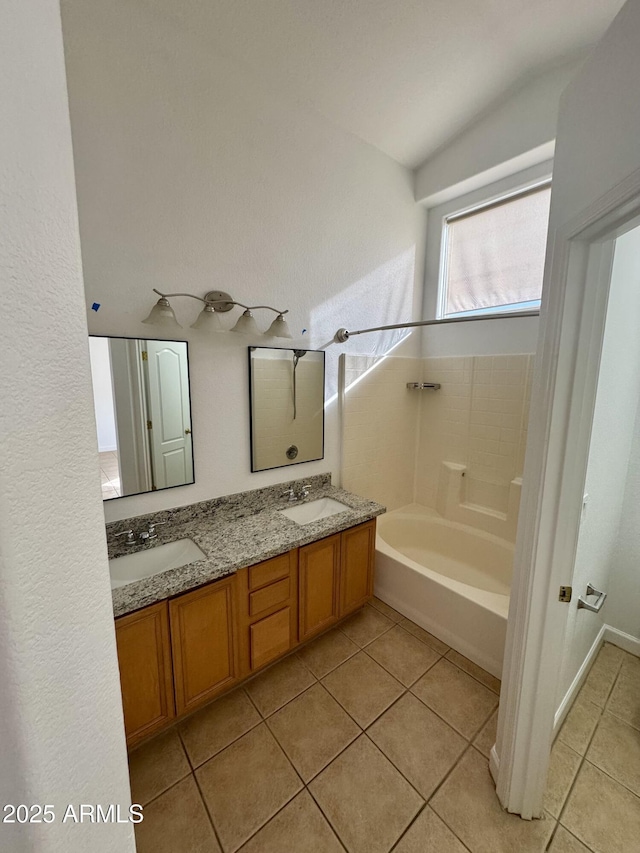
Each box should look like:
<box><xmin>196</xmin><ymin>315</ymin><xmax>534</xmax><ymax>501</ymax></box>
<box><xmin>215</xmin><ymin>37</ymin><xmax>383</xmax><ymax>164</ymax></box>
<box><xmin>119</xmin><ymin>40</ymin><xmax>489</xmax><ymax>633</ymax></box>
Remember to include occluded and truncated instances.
<box><xmin>250</xmin><ymin>607</ymin><xmax>291</xmax><ymax>670</ymax></box>
<box><xmin>299</xmin><ymin>534</ymin><xmax>340</xmax><ymax>641</ymax></box>
<box><xmin>339</xmin><ymin>519</ymin><xmax>376</xmax><ymax>617</ymax></box>
<box><xmin>115</xmin><ymin>601</ymin><xmax>175</xmax><ymax>748</ymax></box>
<box><xmin>170</xmin><ymin>575</ymin><xmax>238</xmax><ymax>715</ymax></box>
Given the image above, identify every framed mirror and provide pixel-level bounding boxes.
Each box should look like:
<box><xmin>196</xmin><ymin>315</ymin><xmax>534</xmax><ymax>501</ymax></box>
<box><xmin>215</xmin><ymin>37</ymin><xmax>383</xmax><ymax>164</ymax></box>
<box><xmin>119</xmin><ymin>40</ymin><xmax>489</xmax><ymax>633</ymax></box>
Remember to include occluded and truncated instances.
<box><xmin>89</xmin><ymin>336</ymin><xmax>194</xmax><ymax>500</ymax></box>
<box><xmin>248</xmin><ymin>346</ymin><xmax>325</xmax><ymax>472</ymax></box>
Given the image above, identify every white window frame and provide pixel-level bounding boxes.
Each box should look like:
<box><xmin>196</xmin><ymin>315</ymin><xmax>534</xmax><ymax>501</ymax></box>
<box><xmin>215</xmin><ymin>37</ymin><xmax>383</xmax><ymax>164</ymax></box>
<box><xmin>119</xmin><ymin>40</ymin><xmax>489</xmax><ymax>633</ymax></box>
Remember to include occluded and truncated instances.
<box><xmin>429</xmin><ymin>169</ymin><xmax>552</xmax><ymax>322</ymax></box>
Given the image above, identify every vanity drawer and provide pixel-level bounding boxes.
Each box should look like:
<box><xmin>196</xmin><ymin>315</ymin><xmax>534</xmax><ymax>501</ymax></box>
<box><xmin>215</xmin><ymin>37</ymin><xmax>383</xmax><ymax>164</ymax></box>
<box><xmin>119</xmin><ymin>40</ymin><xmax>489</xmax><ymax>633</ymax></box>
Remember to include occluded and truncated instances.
<box><xmin>249</xmin><ymin>577</ymin><xmax>290</xmax><ymax>617</ymax></box>
<box><xmin>249</xmin><ymin>553</ymin><xmax>293</xmax><ymax>590</ymax></box>
<box><xmin>250</xmin><ymin>607</ymin><xmax>291</xmax><ymax>670</ymax></box>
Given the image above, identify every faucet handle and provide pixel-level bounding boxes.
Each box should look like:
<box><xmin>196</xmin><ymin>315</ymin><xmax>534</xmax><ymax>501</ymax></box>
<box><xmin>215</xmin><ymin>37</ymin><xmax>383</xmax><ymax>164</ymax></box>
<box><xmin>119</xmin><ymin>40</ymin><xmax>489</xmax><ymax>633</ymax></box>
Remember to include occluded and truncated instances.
<box><xmin>282</xmin><ymin>487</ymin><xmax>297</xmax><ymax>502</ymax></box>
<box><xmin>115</xmin><ymin>529</ymin><xmax>135</xmax><ymax>545</ymax></box>
<box><xmin>299</xmin><ymin>484</ymin><xmax>312</xmax><ymax>497</ymax></box>
<box><xmin>146</xmin><ymin>520</ymin><xmax>167</xmax><ymax>538</ymax></box>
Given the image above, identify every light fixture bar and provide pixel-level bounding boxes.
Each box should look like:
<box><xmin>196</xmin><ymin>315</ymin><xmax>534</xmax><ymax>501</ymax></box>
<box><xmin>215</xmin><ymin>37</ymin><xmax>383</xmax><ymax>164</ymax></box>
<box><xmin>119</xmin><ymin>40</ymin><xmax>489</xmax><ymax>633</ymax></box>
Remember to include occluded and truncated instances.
<box><xmin>144</xmin><ymin>288</ymin><xmax>292</xmax><ymax>338</ymax></box>
<box><xmin>334</xmin><ymin>309</ymin><xmax>540</xmax><ymax>343</ymax></box>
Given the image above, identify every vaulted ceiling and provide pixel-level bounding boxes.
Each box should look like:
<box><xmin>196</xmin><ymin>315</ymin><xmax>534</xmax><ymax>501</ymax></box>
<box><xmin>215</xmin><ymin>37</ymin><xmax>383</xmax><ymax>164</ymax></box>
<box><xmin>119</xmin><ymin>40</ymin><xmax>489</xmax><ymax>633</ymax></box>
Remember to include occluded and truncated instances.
<box><xmin>141</xmin><ymin>0</ymin><xmax>626</xmax><ymax>168</ymax></box>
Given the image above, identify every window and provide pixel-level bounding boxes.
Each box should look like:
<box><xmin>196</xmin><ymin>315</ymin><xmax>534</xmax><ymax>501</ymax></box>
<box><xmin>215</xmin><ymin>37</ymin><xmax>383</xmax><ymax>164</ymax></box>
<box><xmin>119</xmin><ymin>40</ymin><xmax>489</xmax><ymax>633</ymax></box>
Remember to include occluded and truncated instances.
<box><xmin>437</xmin><ymin>180</ymin><xmax>551</xmax><ymax>320</ymax></box>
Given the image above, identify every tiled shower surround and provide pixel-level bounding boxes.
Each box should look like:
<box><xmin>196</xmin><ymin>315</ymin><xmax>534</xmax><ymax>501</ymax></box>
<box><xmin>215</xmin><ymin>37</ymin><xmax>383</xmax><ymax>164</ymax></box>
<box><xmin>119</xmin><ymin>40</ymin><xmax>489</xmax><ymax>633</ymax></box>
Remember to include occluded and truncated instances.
<box><xmin>341</xmin><ymin>354</ymin><xmax>534</xmax><ymax>535</ymax></box>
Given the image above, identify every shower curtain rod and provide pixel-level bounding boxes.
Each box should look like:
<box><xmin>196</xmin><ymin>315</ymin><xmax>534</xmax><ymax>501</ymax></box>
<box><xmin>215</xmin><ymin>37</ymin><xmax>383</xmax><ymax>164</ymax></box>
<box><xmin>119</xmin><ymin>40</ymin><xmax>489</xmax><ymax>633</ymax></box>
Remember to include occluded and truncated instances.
<box><xmin>333</xmin><ymin>310</ymin><xmax>539</xmax><ymax>343</ymax></box>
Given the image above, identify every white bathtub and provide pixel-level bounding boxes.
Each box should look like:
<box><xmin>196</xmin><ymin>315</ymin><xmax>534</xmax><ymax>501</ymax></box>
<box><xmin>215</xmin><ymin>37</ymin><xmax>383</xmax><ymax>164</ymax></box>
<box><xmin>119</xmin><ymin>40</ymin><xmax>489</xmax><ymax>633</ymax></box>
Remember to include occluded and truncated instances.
<box><xmin>375</xmin><ymin>505</ymin><xmax>513</xmax><ymax>678</ymax></box>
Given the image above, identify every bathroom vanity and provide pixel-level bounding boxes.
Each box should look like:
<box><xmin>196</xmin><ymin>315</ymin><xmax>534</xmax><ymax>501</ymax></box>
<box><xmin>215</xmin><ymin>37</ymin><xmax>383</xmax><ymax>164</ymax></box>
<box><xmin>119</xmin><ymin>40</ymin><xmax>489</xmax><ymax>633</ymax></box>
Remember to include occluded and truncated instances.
<box><xmin>108</xmin><ymin>474</ymin><xmax>384</xmax><ymax>747</ymax></box>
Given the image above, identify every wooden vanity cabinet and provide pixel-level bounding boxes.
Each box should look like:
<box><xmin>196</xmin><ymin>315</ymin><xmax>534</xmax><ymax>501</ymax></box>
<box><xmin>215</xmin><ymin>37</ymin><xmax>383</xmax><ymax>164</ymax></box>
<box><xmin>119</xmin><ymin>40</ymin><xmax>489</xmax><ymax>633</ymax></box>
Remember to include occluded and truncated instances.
<box><xmin>339</xmin><ymin>519</ymin><xmax>376</xmax><ymax>617</ymax></box>
<box><xmin>299</xmin><ymin>533</ymin><xmax>341</xmax><ymax>641</ymax></box>
<box><xmin>236</xmin><ymin>550</ymin><xmax>299</xmax><ymax>678</ymax></box>
<box><xmin>114</xmin><ymin>516</ymin><xmax>377</xmax><ymax>747</ymax></box>
<box><xmin>114</xmin><ymin>601</ymin><xmax>174</xmax><ymax>748</ymax></box>
<box><xmin>169</xmin><ymin>575</ymin><xmax>238</xmax><ymax>715</ymax></box>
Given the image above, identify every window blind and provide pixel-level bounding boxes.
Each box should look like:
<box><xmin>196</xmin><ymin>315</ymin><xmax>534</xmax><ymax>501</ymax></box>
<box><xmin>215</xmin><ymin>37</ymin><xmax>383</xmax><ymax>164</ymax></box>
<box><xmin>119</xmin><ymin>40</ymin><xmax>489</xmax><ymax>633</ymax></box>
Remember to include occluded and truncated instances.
<box><xmin>443</xmin><ymin>185</ymin><xmax>551</xmax><ymax>316</ymax></box>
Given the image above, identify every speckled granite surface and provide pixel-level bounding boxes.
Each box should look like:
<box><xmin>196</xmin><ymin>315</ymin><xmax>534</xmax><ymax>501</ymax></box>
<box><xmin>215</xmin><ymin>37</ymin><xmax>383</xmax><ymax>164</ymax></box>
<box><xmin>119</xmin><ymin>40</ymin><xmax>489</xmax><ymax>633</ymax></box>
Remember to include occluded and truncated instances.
<box><xmin>107</xmin><ymin>474</ymin><xmax>385</xmax><ymax>618</ymax></box>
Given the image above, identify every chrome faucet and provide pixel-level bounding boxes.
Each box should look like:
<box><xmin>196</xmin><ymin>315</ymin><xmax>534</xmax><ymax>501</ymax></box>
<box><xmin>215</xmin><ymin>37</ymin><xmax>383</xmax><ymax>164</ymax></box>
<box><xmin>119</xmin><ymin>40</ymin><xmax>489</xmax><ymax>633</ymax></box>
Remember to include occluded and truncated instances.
<box><xmin>298</xmin><ymin>484</ymin><xmax>312</xmax><ymax>499</ymax></box>
<box><xmin>139</xmin><ymin>520</ymin><xmax>167</xmax><ymax>541</ymax></box>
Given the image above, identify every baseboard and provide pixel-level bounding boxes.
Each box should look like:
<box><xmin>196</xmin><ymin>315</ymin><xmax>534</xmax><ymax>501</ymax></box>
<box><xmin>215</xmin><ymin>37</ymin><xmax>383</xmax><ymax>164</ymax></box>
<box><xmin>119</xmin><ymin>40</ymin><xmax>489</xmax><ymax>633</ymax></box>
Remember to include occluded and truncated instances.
<box><xmin>603</xmin><ymin>625</ymin><xmax>640</xmax><ymax>657</ymax></box>
<box><xmin>489</xmin><ymin>745</ymin><xmax>500</xmax><ymax>785</ymax></box>
<box><xmin>553</xmin><ymin>624</ymin><xmax>606</xmax><ymax>735</ymax></box>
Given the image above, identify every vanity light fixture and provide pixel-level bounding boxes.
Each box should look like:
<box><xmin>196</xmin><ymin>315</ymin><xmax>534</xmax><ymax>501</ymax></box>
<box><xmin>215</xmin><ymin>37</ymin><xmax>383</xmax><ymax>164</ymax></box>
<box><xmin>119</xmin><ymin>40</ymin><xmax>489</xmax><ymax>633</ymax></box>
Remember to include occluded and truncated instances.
<box><xmin>142</xmin><ymin>289</ymin><xmax>292</xmax><ymax>338</ymax></box>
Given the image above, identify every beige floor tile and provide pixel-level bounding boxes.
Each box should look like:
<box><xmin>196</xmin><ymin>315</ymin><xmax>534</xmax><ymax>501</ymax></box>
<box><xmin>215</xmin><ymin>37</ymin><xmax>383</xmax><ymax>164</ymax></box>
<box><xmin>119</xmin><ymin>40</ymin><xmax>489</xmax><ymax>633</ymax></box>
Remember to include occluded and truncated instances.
<box><xmin>245</xmin><ymin>655</ymin><xmax>315</xmax><ymax>718</ymax></box>
<box><xmin>365</xmin><ymin>625</ymin><xmax>441</xmax><ymax>687</ymax></box>
<box><xmin>237</xmin><ymin>790</ymin><xmax>343</xmax><ymax>853</ymax></box>
<box><xmin>309</xmin><ymin>735</ymin><xmax>424</xmax><ymax>853</ymax></box>
<box><xmin>579</xmin><ymin>648</ymin><xmax>622</xmax><ymax>708</ymax></box>
<box><xmin>322</xmin><ymin>651</ymin><xmax>404</xmax><ymax>727</ymax></box>
<box><xmin>543</xmin><ymin>740</ymin><xmax>582</xmax><ymax>819</ymax></box>
<box><xmin>128</xmin><ymin>728</ymin><xmax>191</xmax><ymax>806</ymax></box>
<box><xmin>196</xmin><ymin>724</ymin><xmax>302</xmax><ymax>852</ymax></box>
<box><xmin>549</xmin><ymin>826</ymin><xmax>592</xmax><ymax>853</ymax></box>
<box><xmin>620</xmin><ymin>650</ymin><xmax>640</xmax><ymax>678</ymax></box>
<box><xmin>587</xmin><ymin>711</ymin><xmax>640</xmax><ymax>795</ymax></box>
<box><xmin>368</xmin><ymin>693</ymin><xmax>466</xmax><ymax>799</ymax></box>
<box><xmin>393</xmin><ymin>806</ymin><xmax>468</xmax><ymax>853</ymax></box>
<box><xmin>267</xmin><ymin>683</ymin><xmax>359</xmax><ymax>782</ymax></box>
<box><xmin>412</xmin><ymin>659</ymin><xmax>498</xmax><ymax>739</ymax></box>
<box><xmin>296</xmin><ymin>627</ymin><xmax>359</xmax><ymax>678</ymax></box>
<box><xmin>473</xmin><ymin>709</ymin><xmax>498</xmax><ymax>759</ymax></box>
<box><xmin>557</xmin><ymin>696</ymin><xmax>601</xmax><ymax>755</ymax></box>
<box><xmin>606</xmin><ymin>665</ymin><xmax>640</xmax><ymax>731</ymax></box>
<box><xmin>562</xmin><ymin>760</ymin><xmax>640</xmax><ymax>853</ymax></box>
<box><xmin>431</xmin><ymin>749</ymin><xmax>555</xmax><ymax>853</ymax></box>
<box><xmin>179</xmin><ymin>688</ymin><xmax>261</xmax><ymax>768</ymax></box>
<box><xmin>445</xmin><ymin>649</ymin><xmax>501</xmax><ymax>695</ymax></box>
<box><xmin>400</xmin><ymin>618</ymin><xmax>450</xmax><ymax>655</ymax></box>
<box><xmin>340</xmin><ymin>604</ymin><xmax>394</xmax><ymax>647</ymax></box>
<box><xmin>134</xmin><ymin>775</ymin><xmax>221</xmax><ymax>853</ymax></box>
<box><xmin>370</xmin><ymin>596</ymin><xmax>404</xmax><ymax>623</ymax></box>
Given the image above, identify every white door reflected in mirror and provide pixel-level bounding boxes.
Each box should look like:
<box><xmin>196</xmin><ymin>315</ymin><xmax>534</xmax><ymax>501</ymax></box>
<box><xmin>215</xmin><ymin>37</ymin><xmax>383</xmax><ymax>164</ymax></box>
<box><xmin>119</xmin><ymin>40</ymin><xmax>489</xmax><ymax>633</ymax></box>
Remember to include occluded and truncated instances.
<box><xmin>89</xmin><ymin>336</ymin><xmax>195</xmax><ymax>501</ymax></box>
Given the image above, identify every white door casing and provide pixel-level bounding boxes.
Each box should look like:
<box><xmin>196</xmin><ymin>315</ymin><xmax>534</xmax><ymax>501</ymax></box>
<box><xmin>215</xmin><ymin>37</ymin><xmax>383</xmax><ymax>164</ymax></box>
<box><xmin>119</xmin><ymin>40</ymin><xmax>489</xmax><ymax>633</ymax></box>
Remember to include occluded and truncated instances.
<box><xmin>496</xmin><ymin>0</ymin><xmax>640</xmax><ymax>818</ymax></box>
<box><xmin>144</xmin><ymin>340</ymin><xmax>193</xmax><ymax>490</ymax></box>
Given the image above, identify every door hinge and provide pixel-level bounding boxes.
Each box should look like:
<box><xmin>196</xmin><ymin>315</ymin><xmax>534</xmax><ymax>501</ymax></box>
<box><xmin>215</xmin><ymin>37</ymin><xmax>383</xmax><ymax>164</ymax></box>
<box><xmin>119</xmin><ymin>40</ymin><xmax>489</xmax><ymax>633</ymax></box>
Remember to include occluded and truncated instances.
<box><xmin>147</xmin><ymin>419</ymin><xmax>152</xmax><ymax>430</ymax></box>
<box><xmin>141</xmin><ymin>350</ymin><xmax>148</xmax><ymax>361</ymax></box>
<box><xmin>559</xmin><ymin>585</ymin><xmax>572</xmax><ymax>603</ymax></box>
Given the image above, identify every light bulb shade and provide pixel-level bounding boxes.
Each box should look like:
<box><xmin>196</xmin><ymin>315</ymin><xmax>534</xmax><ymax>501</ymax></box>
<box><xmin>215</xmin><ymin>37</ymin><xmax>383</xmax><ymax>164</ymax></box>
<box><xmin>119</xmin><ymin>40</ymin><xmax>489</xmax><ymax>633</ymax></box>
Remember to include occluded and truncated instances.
<box><xmin>231</xmin><ymin>309</ymin><xmax>261</xmax><ymax>336</ymax></box>
<box><xmin>142</xmin><ymin>297</ymin><xmax>182</xmax><ymax>328</ymax></box>
<box><xmin>265</xmin><ymin>314</ymin><xmax>293</xmax><ymax>339</ymax></box>
<box><xmin>191</xmin><ymin>305</ymin><xmax>224</xmax><ymax>331</ymax></box>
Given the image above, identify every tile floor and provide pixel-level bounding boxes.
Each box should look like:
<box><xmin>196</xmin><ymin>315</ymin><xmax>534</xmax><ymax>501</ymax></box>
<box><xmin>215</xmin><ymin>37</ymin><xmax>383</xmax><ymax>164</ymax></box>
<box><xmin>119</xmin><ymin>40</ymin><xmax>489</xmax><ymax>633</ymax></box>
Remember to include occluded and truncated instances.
<box><xmin>99</xmin><ymin>450</ymin><xmax>121</xmax><ymax>499</ymax></box>
<box><xmin>128</xmin><ymin>600</ymin><xmax>640</xmax><ymax>853</ymax></box>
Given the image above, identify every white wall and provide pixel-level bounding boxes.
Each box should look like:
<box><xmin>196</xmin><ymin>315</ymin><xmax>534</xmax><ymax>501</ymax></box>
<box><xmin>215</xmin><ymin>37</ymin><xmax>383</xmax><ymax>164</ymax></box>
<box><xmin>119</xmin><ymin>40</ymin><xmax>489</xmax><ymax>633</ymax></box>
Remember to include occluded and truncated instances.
<box><xmin>554</xmin><ymin>225</ymin><xmax>640</xmax><ymax>705</ymax></box>
<box><xmin>0</xmin><ymin>1</ymin><xmax>133</xmax><ymax>850</ymax></box>
<box><xmin>60</xmin><ymin>0</ymin><xmax>426</xmax><ymax>522</ymax></box>
<box><xmin>414</xmin><ymin>57</ymin><xmax>581</xmax><ymax>207</ymax></box>
<box><xmin>609</xmin><ymin>400</ymin><xmax>640</xmax><ymax>639</ymax></box>
<box><xmin>89</xmin><ymin>337</ymin><xmax>118</xmax><ymax>452</ymax></box>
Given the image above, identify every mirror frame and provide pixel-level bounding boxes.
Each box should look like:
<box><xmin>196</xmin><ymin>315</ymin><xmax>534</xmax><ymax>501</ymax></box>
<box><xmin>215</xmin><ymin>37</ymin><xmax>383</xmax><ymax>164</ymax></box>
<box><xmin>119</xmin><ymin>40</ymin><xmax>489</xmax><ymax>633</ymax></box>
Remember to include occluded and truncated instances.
<box><xmin>248</xmin><ymin>345</ymin><xmax>325</xmax><ymax>473</ymax></box>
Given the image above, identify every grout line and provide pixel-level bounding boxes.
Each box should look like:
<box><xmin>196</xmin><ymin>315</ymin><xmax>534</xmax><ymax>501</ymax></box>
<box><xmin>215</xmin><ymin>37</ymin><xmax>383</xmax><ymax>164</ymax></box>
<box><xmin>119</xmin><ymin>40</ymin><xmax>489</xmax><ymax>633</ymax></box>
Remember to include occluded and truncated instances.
<box><xmin>137</xmin><ymin>771</ymin><xmax>195</xmax><ymax>810</ymax></box>
<box><xmin>191</xmin><ymin>770</ymin><xmax>225</xmax><ymax>852</ymax></box>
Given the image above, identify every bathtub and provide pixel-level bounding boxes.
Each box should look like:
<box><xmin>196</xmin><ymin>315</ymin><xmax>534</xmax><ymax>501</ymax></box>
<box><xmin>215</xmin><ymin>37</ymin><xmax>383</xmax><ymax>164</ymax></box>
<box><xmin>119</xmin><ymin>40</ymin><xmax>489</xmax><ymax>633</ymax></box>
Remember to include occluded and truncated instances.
<box><xmin>375</xmin><ymin>505</ymin><xmax>513</xmax><ymax>679</ymax></box>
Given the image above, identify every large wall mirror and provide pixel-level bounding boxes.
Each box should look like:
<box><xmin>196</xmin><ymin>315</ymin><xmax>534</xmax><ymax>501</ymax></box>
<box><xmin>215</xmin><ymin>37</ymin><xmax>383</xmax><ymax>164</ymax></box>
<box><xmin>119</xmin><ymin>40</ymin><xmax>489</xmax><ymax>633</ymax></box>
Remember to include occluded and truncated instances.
<box><xmin>249</xmin><ymin>346</ymin><xmax>325</xmax><ymax>472</ymax></box>
<box><xmin>89</xmin><ymin>336</ymin><xmax>194</xmax><ymax>500</ymax></box>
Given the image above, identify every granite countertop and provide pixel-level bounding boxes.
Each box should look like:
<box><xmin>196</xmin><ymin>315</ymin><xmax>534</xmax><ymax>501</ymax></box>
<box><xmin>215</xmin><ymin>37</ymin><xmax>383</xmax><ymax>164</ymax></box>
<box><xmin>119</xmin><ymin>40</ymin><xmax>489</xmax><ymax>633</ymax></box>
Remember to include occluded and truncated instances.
<box><xmin>108</xmin><ymin>474</ymin><xmax>385</xmax><ymax>618</ymax></box>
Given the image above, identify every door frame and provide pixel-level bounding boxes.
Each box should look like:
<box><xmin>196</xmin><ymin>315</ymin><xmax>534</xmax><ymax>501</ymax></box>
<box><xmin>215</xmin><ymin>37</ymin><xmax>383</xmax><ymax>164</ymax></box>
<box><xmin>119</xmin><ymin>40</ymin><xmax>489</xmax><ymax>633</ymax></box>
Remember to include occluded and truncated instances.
<box><xmin>495</xmin><ymin>165</ymin><xmax>640</xmax><ymax>818</ymax></box>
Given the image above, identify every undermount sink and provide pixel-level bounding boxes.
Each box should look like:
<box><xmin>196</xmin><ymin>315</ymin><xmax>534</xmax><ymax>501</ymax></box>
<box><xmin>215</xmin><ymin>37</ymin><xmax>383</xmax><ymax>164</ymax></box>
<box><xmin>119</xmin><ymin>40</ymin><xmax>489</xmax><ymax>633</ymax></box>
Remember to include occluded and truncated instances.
<box><xmin>278</xmin><ymin>497</ymin><xmax>350</xmax><ymax>526</ymax></box>
<box><xmin>109</xmin><ymin>538</ymin><xmax>206</xmax><ymax>590</ymax></box>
